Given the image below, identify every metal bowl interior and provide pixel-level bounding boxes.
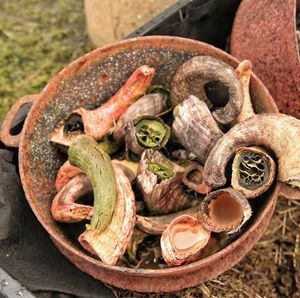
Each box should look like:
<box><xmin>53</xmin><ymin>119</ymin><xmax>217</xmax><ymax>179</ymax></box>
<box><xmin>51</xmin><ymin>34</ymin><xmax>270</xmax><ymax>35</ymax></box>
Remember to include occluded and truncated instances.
<box><xmin>19</xmin><ymin>36</ymin><xmax>279</xmax><ymax>292</ymax></box>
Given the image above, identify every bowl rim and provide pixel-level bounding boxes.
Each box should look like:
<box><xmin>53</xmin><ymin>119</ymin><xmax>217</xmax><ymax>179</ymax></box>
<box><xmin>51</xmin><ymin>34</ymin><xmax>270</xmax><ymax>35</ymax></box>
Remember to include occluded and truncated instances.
<box><xmin>19</xmin><ymin>35</ymin><xmax>279</xmax><ymax>276</ymax></box>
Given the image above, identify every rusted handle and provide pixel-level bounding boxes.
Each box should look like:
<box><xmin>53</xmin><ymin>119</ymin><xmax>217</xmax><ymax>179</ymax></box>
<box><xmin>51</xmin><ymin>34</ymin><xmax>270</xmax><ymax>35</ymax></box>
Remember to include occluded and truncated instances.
<box><xmin>278</xmin><ymin>182</ymin><xmax>300</xmax><ymax>200</ymax></box>
<box><xmin>0</xmin><ymin>94</ymin><xmax>39</xmax><ymax>148</ymax></box>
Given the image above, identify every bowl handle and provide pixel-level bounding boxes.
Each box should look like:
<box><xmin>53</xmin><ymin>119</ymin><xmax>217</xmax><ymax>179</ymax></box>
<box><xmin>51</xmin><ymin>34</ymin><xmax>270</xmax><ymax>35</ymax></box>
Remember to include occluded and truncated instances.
<box><xmin>0</xmin><ymin>94</ymin><xmax>39</xmax><ymax>148</ymax></box>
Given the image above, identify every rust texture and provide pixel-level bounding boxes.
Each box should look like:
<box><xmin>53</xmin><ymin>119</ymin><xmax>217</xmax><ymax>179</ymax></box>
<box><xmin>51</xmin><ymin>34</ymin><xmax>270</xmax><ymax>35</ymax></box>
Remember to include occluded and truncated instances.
<box><xmin>231</xmin><ymin>0</ymin><xmax>300</xmax><ymax>118</ymax></box>
<box><xmin>0</xmin><ymin>94</ymin><xmax>38</xmax><ymax>147</ymax></box>
<box><xmin>7</xmin><ymin>36</ymin><xmax>280</xmax><ymax>292</ymax></box>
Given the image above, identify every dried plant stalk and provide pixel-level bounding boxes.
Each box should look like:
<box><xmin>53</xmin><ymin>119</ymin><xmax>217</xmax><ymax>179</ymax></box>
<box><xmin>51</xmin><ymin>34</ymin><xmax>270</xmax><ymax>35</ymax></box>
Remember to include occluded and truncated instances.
<box><xmin>171</xmin><ymin>55</ymin><xmax>243</xmax><ymax>125</ymax></box>
<box><xmin>200</xmin><ymin>187</ymin><xmax>252</xmax><ymax>234</ymax></box>
<box><xmin>56</xmin><ymin>158</ymin><xmax>137</xmax><ymax>192</ymax></box>
<box><xmin>113</xmin><ymin>93</ymin><xmax>168</xmax><ymax>144</ymax></box>
<box><xmin>137</xmin><ymin>149</ymin><xmax>197</xmax><ymax>215</ymax></box>
<box><xmin>111</xmin><ymin>159</ymin><xmax>138</xmax><ymax>182</ymax></box>
<box><xmin>79</xmin><ymin>163</ymin><xmax>136</xmax><ymax>265</ymax></box>
<box><xmin>55</xmin><ymin>161</ymin><xmax>82</xmax><ymax>192</ymax></box>
<box><xmin>204</xmin><ymin>114</ymin><xmax>300</xmax><ymax>192</ymax></box>
<box><xmin>51</xmin><ymin>65</ymin><xmax>155</xmax><ymax>147</ymax></box>
<box><xmin>136</xmin><ymin>206</ymin><xmax>200</xmax><ymax>235</ymax></box>
<box><xmin>235</xmin><ymin>60</ymin><xmax>255</xmax><ymax>123</ymax></box>
<box><xmin>161</xmin><ymin>215</ymin><xmax>210</xmax><ymax>266</ymax></box>
<box><xmin>51</xmin><ymin>174</ymin><xmax>93</xmax><ymax>222</ymax></box>
<box><xmin>172</xmin><ymin>95</ymin><xmax>223</xmax><ymax>164</ymax></box>
<box><xmin>171</xmin><ymin>149</ymin><xmax>197</xmax><ymax>161</ymax></box>
<box><xmin>232</xmin><ymin>61</ymin><xmax>276</xmax><ymax>198</ymax></box>
<box><xmin>125</xmin><ymin>115</ymin><xmax>170</xmax><ymax>155</ymax></box>
<box><xmin>231</xmin><ymin>146</ymin><xmax>276</xmax><ymax>198</ymax></box>
<box><xmin>182</xmin><ymin>161</ymin><xmax>212</xmax><ymax>194</ymax></box>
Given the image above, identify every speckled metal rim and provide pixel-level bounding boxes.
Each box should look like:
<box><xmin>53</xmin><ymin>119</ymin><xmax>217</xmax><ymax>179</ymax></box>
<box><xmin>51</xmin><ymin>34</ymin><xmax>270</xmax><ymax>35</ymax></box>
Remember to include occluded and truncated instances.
<box><xmin>19</xmin><ymin>36</ymin><xmax>279</xmax><ymax>291</ymax></box>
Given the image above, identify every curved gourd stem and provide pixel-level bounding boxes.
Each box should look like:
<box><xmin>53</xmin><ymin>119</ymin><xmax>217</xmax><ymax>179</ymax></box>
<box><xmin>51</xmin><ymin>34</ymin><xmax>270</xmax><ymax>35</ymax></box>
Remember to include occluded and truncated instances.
<box><xmin>78</xmin><ymin>163</ymin><xmax>136</xmax><ymax>265</ymax></box>
<box><xmin>171</xmin><ymin>55</ymin><xmax>244</xmax><ymax>125</ymax></box>
<box><xmin>51</xmin><ymin>65</ymin><xmax>155</xmax><ymax>147</ymax></box>
<box><xmin>68</xmin><ymin>135</ymin><xmax>117</xmax><ymax>233</ymax></box>
<box><xmin>51</xmin><ymin>174</ymin><xmax>93</xmax><ymax>222</ymax></box>
<box><xmin>204</xmin><ymin>114</ymin><xmax>300</xmax><ymax>189</ymax></box>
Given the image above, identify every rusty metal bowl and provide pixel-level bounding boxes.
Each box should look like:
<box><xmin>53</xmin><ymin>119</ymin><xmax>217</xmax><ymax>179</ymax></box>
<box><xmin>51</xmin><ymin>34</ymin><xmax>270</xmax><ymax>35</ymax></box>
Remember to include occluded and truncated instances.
<box><xmin>0</xmin><ymin>36</ymin><xmax>279</xmax><ymax>292</ymax></box>
<box><xmin>231</xmin><ymin>0</ymin><xmax>300</xmax><ymax>118</ymax></box>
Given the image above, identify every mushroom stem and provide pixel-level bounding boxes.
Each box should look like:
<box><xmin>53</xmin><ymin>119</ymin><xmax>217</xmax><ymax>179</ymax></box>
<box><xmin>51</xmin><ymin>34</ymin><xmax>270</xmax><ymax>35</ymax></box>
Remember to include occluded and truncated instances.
<box><xmin>204</xmin><ymin>114</ymin><xmax>300</xmax><ymax>190</ymax></box>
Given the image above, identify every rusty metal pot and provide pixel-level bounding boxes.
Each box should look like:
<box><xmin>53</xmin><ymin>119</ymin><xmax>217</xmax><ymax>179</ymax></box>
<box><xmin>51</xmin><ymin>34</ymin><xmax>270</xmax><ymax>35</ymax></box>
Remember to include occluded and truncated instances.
<box><xmin>0</xmin><ymin>36</ymin><xmax>280</xmax><ymax>292</ymax></box>
<box><xmin>231</xmin><ymin>0</ymin><xmax>300</xmax><ymax>118</ymax></box>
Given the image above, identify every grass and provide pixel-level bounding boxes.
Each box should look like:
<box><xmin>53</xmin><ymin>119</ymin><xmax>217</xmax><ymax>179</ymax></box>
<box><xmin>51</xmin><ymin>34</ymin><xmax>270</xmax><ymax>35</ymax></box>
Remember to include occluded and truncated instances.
<box><xmin>0</xmin><ymin>0</ymin><xmax>91</xmax><ymax>120</ymax></box>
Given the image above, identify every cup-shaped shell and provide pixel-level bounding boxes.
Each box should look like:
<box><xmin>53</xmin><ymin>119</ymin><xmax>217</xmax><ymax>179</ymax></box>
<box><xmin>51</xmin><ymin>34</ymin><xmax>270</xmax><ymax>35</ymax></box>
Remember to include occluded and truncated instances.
<box><xmin>172</xmin><ymin>95</ymin><xmax>223</xmax><ymax>164</ymax></box>
<box><xmin>137</xmin><ymin>149</ymin><xmax>196</xmax><ymax>215</ymax></box>
<box><xmin>231</xmin><ymin>146</ymin><xmax>276</xmax><ymax>198</ymax></box>
<box><xmin>125</xmin><ymin>116</ymin><xmax>170</xmax><ymax>155</ymax></box>
<box><xmin>200</xmin><ymin>188</ymin><xmax>252</xmax><ymax>234</ymax></box>
<box><xmin>171</xmin><ymin>55</ymin><xmax>244</xmax><ymax>125</ymax></box>
<box><xmin>161</xmin><ymin>215</ymin><xmax>211</xmax><ymax>266</ymax></box>
<box><xmin>79</xmin><ymin>163</ymin><xmax>136</xmax><ymax>265</ymax></box>
<box><xmin>113</xmin><ymin>93</ymin><xmax>169</xmax><ymax>144</ymax></box>
<box><xmin>204</xmin><ymin>114</ymin><xmax>300</xmax><ymax>191</ymax></box>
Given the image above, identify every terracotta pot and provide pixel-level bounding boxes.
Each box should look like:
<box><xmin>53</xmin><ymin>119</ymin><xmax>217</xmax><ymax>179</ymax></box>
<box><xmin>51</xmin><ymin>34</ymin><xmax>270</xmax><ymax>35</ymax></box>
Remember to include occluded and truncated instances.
<box><xmin>230</xmin><ymin>0</ymin><xmax>300</xmax><ymax>118</ymax></box>
<box><xmin>0</xmin><ymin>36</ymin><xmax>280</xmax><ymax>292</ymax></box>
